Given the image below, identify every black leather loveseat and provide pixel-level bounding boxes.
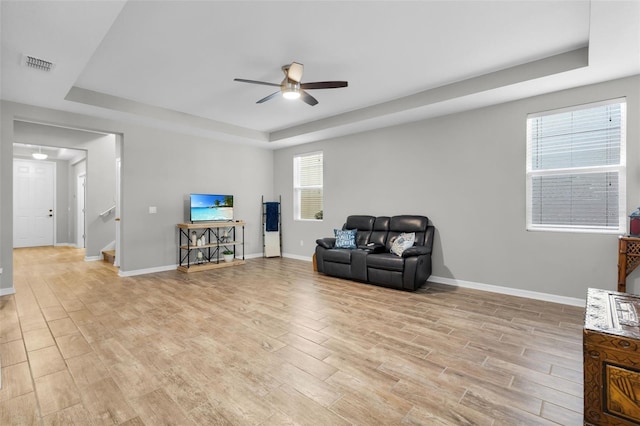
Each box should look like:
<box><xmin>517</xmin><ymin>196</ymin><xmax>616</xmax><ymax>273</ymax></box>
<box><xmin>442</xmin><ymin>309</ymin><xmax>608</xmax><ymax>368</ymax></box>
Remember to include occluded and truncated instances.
<box><xmin>315</xmin><ymin>215</ymin><xmax>434</xmax><ymax>291</ymax></box>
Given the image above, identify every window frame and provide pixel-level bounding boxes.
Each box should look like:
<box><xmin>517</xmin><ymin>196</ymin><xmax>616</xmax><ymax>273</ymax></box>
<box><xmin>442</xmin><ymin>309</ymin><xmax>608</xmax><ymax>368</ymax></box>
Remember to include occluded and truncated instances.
<box><xmin>293</xmin><ymin>151</ymin><xmax>323</xmax><ymax>222</ymax></box>
<box><xmin>525</xmin><ymin>98</ymin><xmax>627</xmax><ymax>234</ymax></box>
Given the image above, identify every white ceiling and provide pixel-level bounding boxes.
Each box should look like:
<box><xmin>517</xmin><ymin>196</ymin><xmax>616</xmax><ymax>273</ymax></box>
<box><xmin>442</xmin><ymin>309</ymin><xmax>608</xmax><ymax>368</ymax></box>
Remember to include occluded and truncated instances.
<box><xmin>1</xmin><ymin>1</ymin><xmax>639</xmax><ymax>148</ymax></box>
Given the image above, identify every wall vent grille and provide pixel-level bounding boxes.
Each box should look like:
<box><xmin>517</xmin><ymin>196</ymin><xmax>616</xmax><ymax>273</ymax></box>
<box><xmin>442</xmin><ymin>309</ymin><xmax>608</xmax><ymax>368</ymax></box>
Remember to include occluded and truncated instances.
<box><xmin>23</xmin><ymin>55</ymin><xmax>55</xmax><ymax>72</ymax></box>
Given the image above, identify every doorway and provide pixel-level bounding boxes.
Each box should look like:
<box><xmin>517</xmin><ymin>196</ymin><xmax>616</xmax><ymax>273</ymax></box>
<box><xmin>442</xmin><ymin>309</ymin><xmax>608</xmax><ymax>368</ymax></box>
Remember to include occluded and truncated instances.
<box><xmin>13</xmin><ymin>123</ymin><xmax>120</xmax><ymax>263</ymax></box>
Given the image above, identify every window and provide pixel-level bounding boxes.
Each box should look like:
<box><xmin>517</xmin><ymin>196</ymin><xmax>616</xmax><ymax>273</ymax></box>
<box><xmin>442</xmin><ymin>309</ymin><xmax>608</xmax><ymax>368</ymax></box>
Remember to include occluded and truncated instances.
<box><xmin>526</xmin><ymin>99</ymin><xmax>626</xmax><ymax>233</ymax></box>
<box><xmin>294</xmin><ymin>151</ymin><xmax>323</xmax><ymax>220</ymax></box>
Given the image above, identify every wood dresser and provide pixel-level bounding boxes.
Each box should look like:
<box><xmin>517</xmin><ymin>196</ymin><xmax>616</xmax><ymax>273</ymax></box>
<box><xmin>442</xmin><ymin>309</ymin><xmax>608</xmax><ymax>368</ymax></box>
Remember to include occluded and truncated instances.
<box><xmin>584</xmin><ymin>288</ymin><xmax>640</xmax><ymax>425</ymax></box>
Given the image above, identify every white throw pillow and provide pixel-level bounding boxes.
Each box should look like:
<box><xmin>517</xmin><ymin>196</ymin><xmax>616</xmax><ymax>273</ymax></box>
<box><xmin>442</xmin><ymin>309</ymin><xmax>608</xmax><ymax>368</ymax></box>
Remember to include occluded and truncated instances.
<box><xmin>390</xmin><ymin>232</ymin><xmax>415</xmax><ymax>256</ymax></box>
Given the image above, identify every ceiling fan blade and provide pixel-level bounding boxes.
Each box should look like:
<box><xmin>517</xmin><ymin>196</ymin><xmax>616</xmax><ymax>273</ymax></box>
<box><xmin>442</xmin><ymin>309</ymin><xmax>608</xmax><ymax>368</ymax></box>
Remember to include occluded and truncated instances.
<box><xmin>256</xmin><ymin>91</ymin><xmax>281</xmax><ymax>104</ymax></box>
<box><xmin>300</xmin><ymin>81</ymin><xmax>348</xmax><ymax>90</ymax></box>
<box><xmin>300</xmin><ymin>90</ymin><xmax>318</xmax><ymax>106</ymax></box>
<box><xmin>234</xmin><ymin>78</ymin><xmax>280</xmax><ymax>87</ymax></box>
<box><xmin>287</xmin><ymin>62</ymin><xmax>304</xmax><ymax>82</ymax></box>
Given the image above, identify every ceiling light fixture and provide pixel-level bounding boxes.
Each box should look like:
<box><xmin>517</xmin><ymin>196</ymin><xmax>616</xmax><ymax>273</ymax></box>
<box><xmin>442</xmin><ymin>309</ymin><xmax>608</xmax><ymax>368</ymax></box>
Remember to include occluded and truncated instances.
<box><xmin>283</xmin><ymin>89</ymin><xmax>300</xmax><ymax>100</ymax></box>
<box><xmin>282</xmin><ymin>80</ymin><xmax>301</xmax><ymax>100</ymax></box>
<box><xmin>32</xmin><ymin>147</ymin><xmax>48</xmax><ymax>160</ymax></box>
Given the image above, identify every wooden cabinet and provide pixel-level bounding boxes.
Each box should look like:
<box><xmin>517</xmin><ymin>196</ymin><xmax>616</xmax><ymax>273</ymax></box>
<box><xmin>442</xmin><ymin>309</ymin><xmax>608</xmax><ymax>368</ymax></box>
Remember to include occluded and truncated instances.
<box><xmin>177</xmin><ymin>221</ymin><xmax>245</xmax><ymax>273</ymax></box>
<box><xmin>618</xmin><ymin>236</ymin><xmax>640</xmax><ymax>293</ymax></box>
<box><xmin>584</xmin><ymin>288</ymin><xmax>640</xmax><ymax>425</ymax></box>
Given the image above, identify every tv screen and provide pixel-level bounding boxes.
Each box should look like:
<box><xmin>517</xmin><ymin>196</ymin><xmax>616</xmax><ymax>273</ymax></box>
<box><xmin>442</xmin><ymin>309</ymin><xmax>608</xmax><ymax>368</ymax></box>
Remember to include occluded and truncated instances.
<box><xmin>190</xmin><ymin>194</ymin><xmax>234</xmax><ymax>222</ymax></box>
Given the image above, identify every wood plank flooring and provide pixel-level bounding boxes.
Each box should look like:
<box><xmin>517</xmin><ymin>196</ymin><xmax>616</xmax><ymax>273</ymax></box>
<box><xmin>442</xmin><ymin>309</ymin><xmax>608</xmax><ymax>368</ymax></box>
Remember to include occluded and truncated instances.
<box><xmin>0</xmin><ymin>246</ymin><xmax>585</xmax><ymax>425</ymax></box>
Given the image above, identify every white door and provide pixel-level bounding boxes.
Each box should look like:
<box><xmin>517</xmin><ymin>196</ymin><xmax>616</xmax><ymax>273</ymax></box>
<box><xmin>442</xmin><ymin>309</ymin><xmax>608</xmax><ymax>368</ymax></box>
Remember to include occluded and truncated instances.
<box><xmin>77</xmin><ymin>174</ymin><xmax>86</xmax><ymax>248</ymax></box>
<box><xmin>14</xmin><ymin>159</ymin><xmax>55</xmax><ymax>248</ymax></box>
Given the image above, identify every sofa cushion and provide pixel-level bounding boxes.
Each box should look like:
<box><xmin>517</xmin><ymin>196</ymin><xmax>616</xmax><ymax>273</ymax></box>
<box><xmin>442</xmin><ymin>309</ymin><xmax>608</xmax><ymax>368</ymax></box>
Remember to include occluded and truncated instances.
<box><xmin>390</xmin><ymin>215</ymin><xmax>429</xmax><ymax>246</ymax></box>
<box><xmin>324</xmin><ymin>248</ymin><xmax>353</xmax><ymax>264</ymax></box>
<box><xmin>345</xmin><ymin>215</ymin><xmax>375</xmax><ymax>246</ymax></box>
<box><xmin>334</xmin><ymin>229</ymin><xmax>357</xmax><ymax>249</ymax></box>
<box><xmin>366</xmin><ymin>253</ymin><xmax>405</xmax><ymax>272</ymax></box>
<box><xmin>370</xmin><ymin>216</ymin><xmax>390</xmax><ymax>246</ymax></box>
<box><xmin>390</xmin><ymin>232</ymin><xmax>415</xmax><ymax>256</ymax></box>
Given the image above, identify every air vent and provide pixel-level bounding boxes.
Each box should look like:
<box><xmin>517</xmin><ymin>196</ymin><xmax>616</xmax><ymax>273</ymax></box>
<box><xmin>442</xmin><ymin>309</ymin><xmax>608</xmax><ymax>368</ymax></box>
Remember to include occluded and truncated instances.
<box><xmin>23</xmin><ymin>54</ymin><xmax>55</xmax><ymax>72</ymax></box>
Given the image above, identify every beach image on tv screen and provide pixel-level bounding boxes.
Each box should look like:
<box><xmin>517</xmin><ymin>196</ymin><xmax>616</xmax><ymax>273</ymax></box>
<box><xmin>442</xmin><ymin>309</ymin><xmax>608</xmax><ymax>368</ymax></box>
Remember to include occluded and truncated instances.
<box><xmin>191</xmin><ymin>194</ymin><xmax>233</xmax><ymax>221</ymax></box>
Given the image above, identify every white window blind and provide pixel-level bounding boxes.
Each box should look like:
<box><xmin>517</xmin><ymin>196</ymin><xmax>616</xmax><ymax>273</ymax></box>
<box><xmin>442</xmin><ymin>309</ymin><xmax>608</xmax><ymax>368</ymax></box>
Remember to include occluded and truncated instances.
<box><xmin>526</xmin><ymin>99</ymin><xmax>626</xmax><ymax>233</ymax></box>
<box><xmin>294</xmin><ymin>151</ymin><xmax>323</xmax><ymax>220</ymax></box>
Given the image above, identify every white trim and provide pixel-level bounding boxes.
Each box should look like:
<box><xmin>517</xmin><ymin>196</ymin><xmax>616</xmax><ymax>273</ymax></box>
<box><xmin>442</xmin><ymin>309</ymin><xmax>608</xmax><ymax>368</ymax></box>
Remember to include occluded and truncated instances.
<box><xmin>79</xmin><ymin>250</ymin><xmax>586</xmax><ymax>306</ymax></box>
<box><xmin>117</xmin><ymin>252</ymin><xmax>265</xmax><ymax>277</ymax></box>
<box><xmin>527</xmin><ymin>96</ymin><xmax>627</xmax><ymax>119</ymax></box>
<box><xmin>84</xmin><ymin>255</ymin><xmax>102</xmax><ymax>262</ymax></box>
<box><xmin>54</xmin><ymin>243</ymin><xmax>75</xmax><ymax>247</ymax></box>
<box><xmin>0</xmin><ymin>287</ymin><xmax>16</xmax><ymax>296</ymax></box>
<box><xmin>282</xmin><ymin>255</ymin><xmax>583</xmax><ymax>306</ymax></box>
<box><xmin>429</xmin><ymin>275</ymin><xmax>585</xmax><ymax>307</ymax></box>
<box><xmin>119</xmin><ymin>264</ymin><xmax>177</xmax><ymax>277</ymax></box>
<box><xmin>283</xmin><ymin>253</ymin><xmax>313</xmax><ymax>262</ymax></box>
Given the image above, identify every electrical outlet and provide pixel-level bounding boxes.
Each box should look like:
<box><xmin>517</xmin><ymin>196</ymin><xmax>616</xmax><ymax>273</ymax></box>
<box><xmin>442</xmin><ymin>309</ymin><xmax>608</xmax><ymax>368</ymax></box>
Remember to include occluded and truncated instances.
<box><xmin>149</xmin><ymin>206</ymin><xmax>157</xmax><ymax>214</ymax></box>
<box><xmin>300</xmin><ymin>240</ymin><xmax>304</xmax><ymax>246</ymax></box>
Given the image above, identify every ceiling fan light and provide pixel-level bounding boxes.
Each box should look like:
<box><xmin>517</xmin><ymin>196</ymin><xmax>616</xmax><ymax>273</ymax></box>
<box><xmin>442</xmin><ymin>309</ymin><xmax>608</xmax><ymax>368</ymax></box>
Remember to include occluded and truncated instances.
<box><xmin>283</xmin><ymin>90</ymin><xmax>300</xmax><ymax>100</ymax></box>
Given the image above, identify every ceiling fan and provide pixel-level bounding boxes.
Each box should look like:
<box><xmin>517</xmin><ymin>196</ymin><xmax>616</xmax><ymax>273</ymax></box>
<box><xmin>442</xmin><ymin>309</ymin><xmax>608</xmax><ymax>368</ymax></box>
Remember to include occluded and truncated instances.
<box><xmin>234</xmin><ymin>62</ymin><xmax>348</xmax><ymax>106</ymax></box>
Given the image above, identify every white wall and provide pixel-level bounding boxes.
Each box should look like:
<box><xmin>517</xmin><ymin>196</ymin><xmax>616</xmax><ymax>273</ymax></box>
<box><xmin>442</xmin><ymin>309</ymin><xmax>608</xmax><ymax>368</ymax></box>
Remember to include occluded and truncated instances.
<box><xmin>0</xmin><ymin>101</ymin><xmax>274</xmax><ymax>294</ymax></box>
<box><xmin>274</xmin><ymin>75</ymin><xmax>640</xmax><ymax>300</ymax></box>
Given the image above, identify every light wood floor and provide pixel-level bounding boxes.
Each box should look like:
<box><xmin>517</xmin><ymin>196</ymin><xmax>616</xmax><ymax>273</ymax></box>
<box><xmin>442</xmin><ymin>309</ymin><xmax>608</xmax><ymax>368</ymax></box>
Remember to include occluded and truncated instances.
<box><xmin>0</xmin><ymin>246</ymin><xmax>585</xmax><ymax>425</ymax></box>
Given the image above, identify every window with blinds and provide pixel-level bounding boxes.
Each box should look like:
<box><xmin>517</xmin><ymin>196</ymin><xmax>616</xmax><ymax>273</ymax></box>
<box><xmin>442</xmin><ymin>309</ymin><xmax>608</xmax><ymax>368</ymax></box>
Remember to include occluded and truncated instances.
<box><xmin>526</xmin><ymin>98</ymin><xmax>626</xmax><ymax>233</ymax></box>
<box><xmin>294</xmin><ymin>151</ymin><xmax>323</xmax><ymax>221</ymax></box>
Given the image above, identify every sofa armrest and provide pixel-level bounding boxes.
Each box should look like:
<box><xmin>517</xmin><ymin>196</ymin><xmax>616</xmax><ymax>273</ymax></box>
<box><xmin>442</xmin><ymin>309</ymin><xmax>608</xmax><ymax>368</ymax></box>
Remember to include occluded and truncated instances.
<box><xmin>316</xmin><ymin>238</ymin><xmax>336</xmax><ymax>249</ymax></box>
<box><xmin>358</xmin><ymin>244</ymin><xmax>385</xmax><ymax>254</ymax></box>
<box><xmin>402</xmin><ymin>245</ymin><xmax>431</xmax><ymax>258</ymax></box>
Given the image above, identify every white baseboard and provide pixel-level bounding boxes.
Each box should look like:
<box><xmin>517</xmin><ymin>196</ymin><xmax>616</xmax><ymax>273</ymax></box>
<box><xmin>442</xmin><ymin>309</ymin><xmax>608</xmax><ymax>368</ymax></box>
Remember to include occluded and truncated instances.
<box><xmin>118</xmin><ymin>252</ymin><xmax>265</xmax><ymax>277</ymax></box>
<box><xmin>84</xmin><ymin>255</ymin><xmax>102</xmax><ymax>262</ymax></box>
<box><xmin>278</xmin><ymin>254</ymin><xmax>583</xmax><ymax>306</ymax></box>
<box><xmin>54</xmin><ymin>243</ymin><xmax>75</xmax><ymax>247</ymax></box>
<box><xmin>283</xmin><ymin>253</ymin><xmax>313</xmax><ymax>262</ymax></box>
<box><xmin>119</xmin><ymin>264</ymin><xmax>177</xmax><ymax>277</ymax></box>
<box><xmin>0</xmin><ymin>287</ymin><xmax>16</xmax><ymax>296</ymax></box>
<box><xmin>93</xmin><ymin>253</ymin><xmax>583</xmax><ymax>306</ymax></box>
<box><xmin>429</xmin><ymin>275</ymin><xmax>585</xmax><ymax>307</ymax></box>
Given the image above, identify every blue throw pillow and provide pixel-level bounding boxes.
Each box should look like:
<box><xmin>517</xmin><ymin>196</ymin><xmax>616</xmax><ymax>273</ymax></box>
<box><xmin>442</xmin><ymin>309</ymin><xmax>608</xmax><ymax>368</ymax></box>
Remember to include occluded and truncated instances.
<box><xmin>334</xmin><ymin>229</ymin><xmax>357</xmax><ymax>249</ymax></box>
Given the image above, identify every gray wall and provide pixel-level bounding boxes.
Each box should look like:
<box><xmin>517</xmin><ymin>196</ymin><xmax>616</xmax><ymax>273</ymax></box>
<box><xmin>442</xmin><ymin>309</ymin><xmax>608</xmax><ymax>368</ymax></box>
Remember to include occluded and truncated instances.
<box><xmin>1</xmin><ymin>76</ymin><xmax>637</xmax><ymax>300</ymax></box>
<box><xmin>0</xmin><ymin>100</ymin><xmax>273</xmax><ymax>293</ymax></box>
<box><xmin>118</xmin><ymin>124</ymin><xmax>273</xmax><ymax>270</ymax></box>
<box><xmin>274</xmin><ymin>75</ymin><xmax>640</xmax><ymax>299</ymax></box>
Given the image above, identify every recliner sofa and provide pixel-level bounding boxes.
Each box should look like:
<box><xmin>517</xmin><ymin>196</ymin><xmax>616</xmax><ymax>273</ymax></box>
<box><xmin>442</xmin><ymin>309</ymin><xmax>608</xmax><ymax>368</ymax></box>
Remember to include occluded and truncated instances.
<box><xmin>315</xmin><ymin>215</ymin><xmax>434</xmax><ymax>291</ymax></box>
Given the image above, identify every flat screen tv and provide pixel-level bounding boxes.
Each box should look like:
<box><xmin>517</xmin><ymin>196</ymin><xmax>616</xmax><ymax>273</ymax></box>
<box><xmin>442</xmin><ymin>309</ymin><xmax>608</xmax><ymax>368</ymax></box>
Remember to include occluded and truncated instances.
<box><xmin>190</xmin><ymin>194</ymin><xmax>234</xmax><ymax>222</ymax></box>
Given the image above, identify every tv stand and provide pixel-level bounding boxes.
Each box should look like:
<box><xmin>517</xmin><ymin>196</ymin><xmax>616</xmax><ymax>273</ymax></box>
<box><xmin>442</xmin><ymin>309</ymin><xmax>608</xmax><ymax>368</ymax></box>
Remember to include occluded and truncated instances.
<box><xmin>177</xmin><ymin>221</ymin><xmax>245</xmax><ymax>273</ymax></box>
